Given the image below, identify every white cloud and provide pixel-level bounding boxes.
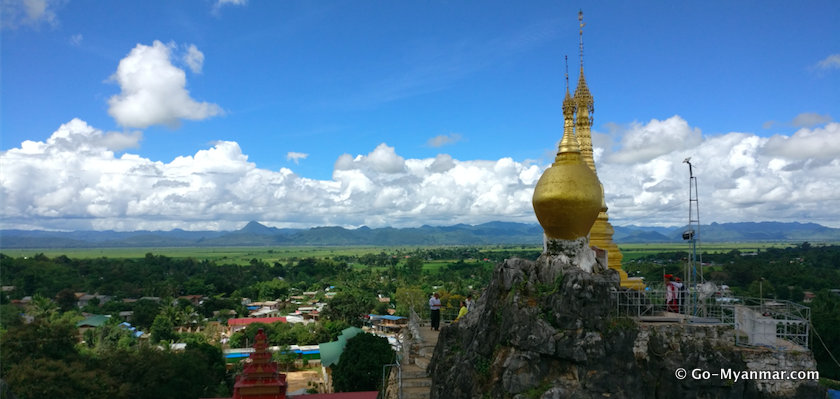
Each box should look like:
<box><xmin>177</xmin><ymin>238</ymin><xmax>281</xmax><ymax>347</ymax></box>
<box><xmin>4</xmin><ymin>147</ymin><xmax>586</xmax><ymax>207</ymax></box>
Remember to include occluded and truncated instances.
<box><xmin>108</xmin><ymin>40</ymin><xmax>222</xmax><ymax>128</ymax></box>
<box><xmin>427</xmin><ymin>133</ymin><xmax>462</xmax><ymax>148</ymax></box>
<box><xmin>597</xmin><ymin>117</ymin><xmax>840</xmax><ymax>227</ymax></box>
<box><xmin>3</xmin><ymin>117</ymin><xmax>840</xmax><ymax>231</ymax></box>
<box><xmin>212</xmin><ymin>0</ymin><xmax>247</xmax><ymax>13</ymax></box>
<box><xmin>815</xmin><ymin>54</ymin><xmax>840</xmax><ymax>70</ymax></box>
<box><xmin>0</xmin><ymin>120</ymin><xmax>542</xmax><ymax>230</ymax></box>
<box><xmin>217</xmin><ymin>0</ymin><xmax>247</xmax><ymax>6</ymax></box>
<box><xmin>336</xmin><ymin>143</ymin><xmax>407</xmax><ymax>174</ymax></box>
<box><xmin>791</xmin><ymin>112</ymin><xmax>832</xmax><ymax>127</ymax></box>
<box><xmin>763</xmin><ymin>122</ymin><xmax>840</xmax><ymax>160</ymax></box>
<box><xmin>764</xmin><ymin>112</ymin><xmax>833</xmax><ymax>129</ymax></box>
<box><xmin>69</xmin><ymin>33</ymin><xmax>83</xmax><ymax>46</ymax></box>
<box><xmin>182</xmin><ymin>44</ymin><xmax>204</xmax><ymax>73</ymax></box>
<box><xmin>1</xmin><ymin>0</ymin><xmax>60</xmax><ymax>30</ymax></box>
<box><xmin>428</xmin><ymin>153</ymin><xmax>455</xmax><ymax>173</ymax></box>
<box><xmin>286</xmin><ymin>152</ymin><xmax>308</xmax><ymax>164</ymax></box>
<box><xmin>606</xmin><ymin>116</ymin><xmax>702</xmax><ymax>163</ymax></box>
<box><xmin>36</xmin><ymin>118</ymin><xmax>142</xmax><ymax>152</ymax></box>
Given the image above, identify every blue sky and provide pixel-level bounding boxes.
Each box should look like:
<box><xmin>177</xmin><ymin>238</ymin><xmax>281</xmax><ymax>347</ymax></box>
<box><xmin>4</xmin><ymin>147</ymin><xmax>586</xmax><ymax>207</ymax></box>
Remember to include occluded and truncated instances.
<box><xmin>2</xmin><ymin>0</ymin><xmax>839</xmax><ymax>231</ymax></box>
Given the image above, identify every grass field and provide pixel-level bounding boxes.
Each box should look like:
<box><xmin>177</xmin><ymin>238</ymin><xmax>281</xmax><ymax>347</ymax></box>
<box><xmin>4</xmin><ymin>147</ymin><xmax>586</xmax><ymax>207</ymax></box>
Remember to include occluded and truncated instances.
<box><xmin>0</xmin><ymin>242</ymin><xmax>808</xmax><ymax>267</ymax></box>
<box><xmin>0</xmin><ymin>246</ymin><xmax>396</xmax><ymax>266</ymax></box>
<box><xmin>617</xmin><ymin>242</ymin><xmax>801</xmax><ymax>261</ymax></box>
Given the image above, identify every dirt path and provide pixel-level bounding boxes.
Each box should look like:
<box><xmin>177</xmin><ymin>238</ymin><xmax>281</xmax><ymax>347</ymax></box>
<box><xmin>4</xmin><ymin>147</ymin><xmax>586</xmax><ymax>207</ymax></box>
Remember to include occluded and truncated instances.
<box><xmin>285</xmin><ymin>369</ymin><xmax>323</xmax><ymax>393</ymax></box>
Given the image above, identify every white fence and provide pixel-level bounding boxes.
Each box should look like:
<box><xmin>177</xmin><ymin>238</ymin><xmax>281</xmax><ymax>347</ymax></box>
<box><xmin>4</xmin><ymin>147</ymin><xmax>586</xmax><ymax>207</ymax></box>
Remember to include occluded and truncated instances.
<box><xmin>611</xmin><ymin>288</ymin><xmax>809</xmax><ymax>351</ymax></box>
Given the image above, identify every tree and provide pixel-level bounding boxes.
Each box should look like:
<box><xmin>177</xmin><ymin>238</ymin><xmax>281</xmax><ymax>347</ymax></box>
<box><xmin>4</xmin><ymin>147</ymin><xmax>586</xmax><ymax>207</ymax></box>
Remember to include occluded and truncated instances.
<box><xmin>81</xmin><ymin>296</ymin><xmax>102</xmax><ymax>313</ymax></box>
<box><xmin>3</xmin><ymin>357</ymin><xmax>117</xmax><ymax>399</ymax></box>
<box><xmin>273</xmin><ymin>345</ymin><xmax>298</xmax><ymax>372</ymax></box>
<box><xmin>0</xmin><ymin>318</ymin><xmax>78</xmax><ymax>374</ymax></box>
<box><xmin>254</xmin><ymin>279</ymin><xmax>290</xmax><ymax>301</ymax></box>
<box><xmin>313</xmin><ymin>320</ymin><xmax>350</xmax><ymax>343</ymax></box>
<box><xmin>374</xmin><ymin>301</ymin><xmax>389</xmax><ymax>315</ymax></box>
<box><xmin>322</xmin><ymin>291</ymin><xmax>376</xmax><ymax>327</ymax></box>
<box><xmin>404</xmin><ymin>256</ymin><xmax>424</xmax><ymax>279</ymax></box>
<box><xmin>394</xmin><ymin>286</ymin><xmax>426</xmax><ymax>317</ymax></box>
<box><xmin>229</xmin><ymin>322</ymin><xmax>272</xmax><ymax>348</ymax></box>
<box><xmin>811</xmin><ymin>290</ymin><xmax>840</xmax><ymax>380</ymax></box>
<box><xmin>184</xmin><ymin>341</ymin><xmax>228</xmax><ymax>397</ymax></box>
<box><xmin>0</xmin><ymin>304</ymin><xmax>23</xmax><ymax>332</ymax></box>
<box><xmin>198</xmin><ymin>295</ymin><xmax>235</xmax><ymax>318</ymax></box>
<box><xmin>746</xmin><ymin>279</ymin><xmax>775</xmax><ymax>299</ymax></box>
<box><xmin>55</xmin><ymin>288</ymin><xmax>78</xmax><ymax>312</ymax></box>
<box><xmin>331</xmin><ymin>333</ymin><xmax>394</xmax><ymax>392</ymax></box>
<box><xmin>132</xmin><ymin>299</ymin><xmax>161</xmax><ymax>330</ymax></box>
<box><xmin>29</xmin><ymin>294</ymin><xmax>58</xmax><ymax>319</ymax></box>
<box><xmin>98</xmin><ymin>345</ymin><xmax>227</xmax><ymax>399</ymax></box>
<box><xmin>150</xmin><ymin>314</ymin><xmax>175</xmax><ymax>343</ymax></box>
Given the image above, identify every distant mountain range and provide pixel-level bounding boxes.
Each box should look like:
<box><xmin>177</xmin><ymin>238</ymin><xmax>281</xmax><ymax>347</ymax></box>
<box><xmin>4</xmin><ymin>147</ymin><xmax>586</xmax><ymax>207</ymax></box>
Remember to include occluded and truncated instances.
<box><xmin>1</xmin><ymin>221</ymin><xmax>838</xmax><ymax>249</ymax></box>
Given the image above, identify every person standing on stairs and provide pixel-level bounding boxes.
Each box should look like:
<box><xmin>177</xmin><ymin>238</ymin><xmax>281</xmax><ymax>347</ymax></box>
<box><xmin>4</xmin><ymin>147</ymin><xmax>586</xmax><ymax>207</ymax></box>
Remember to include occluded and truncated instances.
<box><xmin>429</xmin><ymin>292</ymin><xmax>441</xmax><ymax>331</ymax></box>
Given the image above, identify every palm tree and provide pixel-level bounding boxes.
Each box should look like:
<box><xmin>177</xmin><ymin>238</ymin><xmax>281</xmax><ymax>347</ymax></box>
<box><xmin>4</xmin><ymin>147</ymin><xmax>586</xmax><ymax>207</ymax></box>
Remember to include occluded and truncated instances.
<box><xmin>29</xmin><ymin>294</ymin><xmax>58</xmax><ymax>320</ymax></box>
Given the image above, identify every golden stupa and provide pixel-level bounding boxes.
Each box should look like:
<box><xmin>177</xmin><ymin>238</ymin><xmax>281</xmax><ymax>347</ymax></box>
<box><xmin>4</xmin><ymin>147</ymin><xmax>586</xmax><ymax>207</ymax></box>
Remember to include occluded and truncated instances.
<box><xmin>571</xmin><ymin>11</ymin><xmax>645</xmax><ymax>290</ymax></box>
<box><xmin>533</xmin><ymin>11</ymin><xmax>644</xmax><ymax>288</ymax></box>
<box><xmin>532</xmin><ymin>64</ymin><xmax>602</xmax><ymax>241</ymax></box>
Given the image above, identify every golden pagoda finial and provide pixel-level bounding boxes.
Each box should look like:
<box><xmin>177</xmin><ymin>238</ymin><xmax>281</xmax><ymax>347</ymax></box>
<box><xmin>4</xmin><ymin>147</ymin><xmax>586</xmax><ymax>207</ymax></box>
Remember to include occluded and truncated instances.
<box><xmin>562</xmin><ymin>55</ymin><xmax>575</xmax><ymax>118</ymax></box>
<box><xmin>579</xmin><ymin>9</ymin><xmax>585</xmax><ymax>71</ymax></box>
<box><xmin>565</xmin><ymin>55</ymin><xmax>569</xmax><ymax>91</ymax></box>
<box><xmin>574</xmin><ymin>10</ymin><xmax>594</xmax><ymax>123</ymax></box>
<box><xmin>559</xmin><ymin>55</ymin><xmax>578</xmax><ymax>159</ymax></box>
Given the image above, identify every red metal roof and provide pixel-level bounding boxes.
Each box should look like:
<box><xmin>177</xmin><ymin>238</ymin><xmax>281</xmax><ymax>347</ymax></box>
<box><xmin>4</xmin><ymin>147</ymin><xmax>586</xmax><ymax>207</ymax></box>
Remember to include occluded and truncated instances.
<box><xmin>227</xmin><ymin>317</ymin><xmax>286</xmax><ymax>326</ymax></box>
<box><xmin>293</xmin><ymin>392</ymin><xmax>378</xmax><ymax>399</ymax></box>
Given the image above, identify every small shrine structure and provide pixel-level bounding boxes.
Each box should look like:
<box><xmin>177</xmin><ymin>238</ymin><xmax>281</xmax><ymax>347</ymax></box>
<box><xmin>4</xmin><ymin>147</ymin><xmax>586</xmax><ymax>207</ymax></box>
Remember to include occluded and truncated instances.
<box><xmin>232</xmin><ymin>328</ymin><xmax>288</xmax><ymax>399</ymax></box>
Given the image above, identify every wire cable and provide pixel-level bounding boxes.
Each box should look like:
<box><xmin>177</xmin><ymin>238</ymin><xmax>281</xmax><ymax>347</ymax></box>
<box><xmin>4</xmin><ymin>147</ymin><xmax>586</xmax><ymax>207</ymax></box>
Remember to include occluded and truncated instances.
<box><xmin>811</xmin><ymin>322</ymin><xmax>840</xmax><ymax>369</ymax></box>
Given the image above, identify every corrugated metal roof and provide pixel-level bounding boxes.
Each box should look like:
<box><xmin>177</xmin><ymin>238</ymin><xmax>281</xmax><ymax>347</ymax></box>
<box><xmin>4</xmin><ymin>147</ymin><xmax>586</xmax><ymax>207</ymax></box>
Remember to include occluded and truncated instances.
<box><xmin>318</xmin><ymin>340</ymin><xmax>344</xmax><ymax>367</ymax></box>
<box><xmin>227</xmin><ymin>316</ymin><xmax>286</xmax><ymax>326</ymax></box>
<box><xmin>318</xmin><ymin>326</ymin><xmax>365</xmax><ymax>367</ymax></box>
<box><xmin>340</xmin><ymin>326</ymin><xmax>362</xmax><ymax>338</ymax></box>
<box><xmin>368</xmin><ymin>314</ymin><xmax>405</xmax><ymax>321</ymax></box>
<box><xmin>76</xmin><ymin>314</ymin><xmax>110</xmax><ymax>327</ymax></box>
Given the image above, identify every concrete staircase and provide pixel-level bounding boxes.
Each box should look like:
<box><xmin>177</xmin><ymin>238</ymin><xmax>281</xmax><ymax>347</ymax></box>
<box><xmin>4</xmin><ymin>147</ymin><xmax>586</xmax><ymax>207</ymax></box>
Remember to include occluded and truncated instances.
<box><xmin>412</xmin><ymin>327</ymin><xmax>439</xmax><ymax>370</ymax></box>
<box><xmin>400</xmin><ymin>363</ymin><xmax>432</xmax><ymax>399</ymax></box>
<box><xmin>401</xmin><ymin>327</ymin><xmax>439</xmax><ymax>399</ymax></box>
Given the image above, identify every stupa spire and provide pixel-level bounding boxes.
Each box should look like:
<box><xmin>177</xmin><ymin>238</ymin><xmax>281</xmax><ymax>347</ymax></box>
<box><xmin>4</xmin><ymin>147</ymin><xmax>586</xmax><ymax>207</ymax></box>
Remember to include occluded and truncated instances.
<box><xmin>560</xmin><ymin>55</ymin><xmax>577</xmax><ymax>158</ymax></box>
<box><xmin>563</xmin><ymin>55</ymin><xmax>575</xmax><ymax>113</ymax></box>
<box><xmin>574</xmin><ymin>9</ymin><xmax>595</xmax><ymax>171</ymax></box>
<box><xmin>571</xmin><ymin>11</ymin><xmax>644</xmax><ymax>289</ymax></box>
<box><xmin>579</xmin><ymin>9</ymin><xmax>585</xmax><ymax>72</ymax></box>
<box><xmin>566</xmin><ymin>55</ymin><xmax>570</xmax><ymax>95</ymax></box>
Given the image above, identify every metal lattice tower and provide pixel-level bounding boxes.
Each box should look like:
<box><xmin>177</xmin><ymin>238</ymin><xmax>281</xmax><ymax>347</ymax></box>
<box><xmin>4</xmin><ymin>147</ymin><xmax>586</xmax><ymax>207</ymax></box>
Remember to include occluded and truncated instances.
<box><xmin>683</xmin><ymin>158</ymin><xmax>703</xmax><ymax>315</ymax></box>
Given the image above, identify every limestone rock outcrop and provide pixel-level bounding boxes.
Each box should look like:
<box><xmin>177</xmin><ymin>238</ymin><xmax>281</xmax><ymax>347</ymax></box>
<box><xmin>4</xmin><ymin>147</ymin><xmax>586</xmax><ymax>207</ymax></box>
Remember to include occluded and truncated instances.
<box><xmin>427</xmin><ymin>256</ymin><xmax>823</xmax><ymax>399</ymax></box>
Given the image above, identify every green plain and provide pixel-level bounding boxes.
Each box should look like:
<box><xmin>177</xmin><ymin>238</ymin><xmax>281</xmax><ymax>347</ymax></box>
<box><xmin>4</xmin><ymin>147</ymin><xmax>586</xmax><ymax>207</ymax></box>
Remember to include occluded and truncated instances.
<box><xmin>617</xmin><ymin>242</ymin><xmax>801</xmax><ymax>261</ymax></box>
<box><xmin>1</xmin><ymin>246</ymin><xmax>395</xmax><ymax>266</ymax></box>
<box><xmin>0</xmin><ymin>241</ymin><xmax>810</xmax><ymax>267</ymax></box>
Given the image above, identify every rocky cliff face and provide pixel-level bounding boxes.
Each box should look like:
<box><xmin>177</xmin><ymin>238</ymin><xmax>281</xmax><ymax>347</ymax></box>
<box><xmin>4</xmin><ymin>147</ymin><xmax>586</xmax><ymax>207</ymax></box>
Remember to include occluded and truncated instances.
<box><xmin>428</xmin><ymin>255</ymin><xmax>823</xmax><ymax>399</ymax></box>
